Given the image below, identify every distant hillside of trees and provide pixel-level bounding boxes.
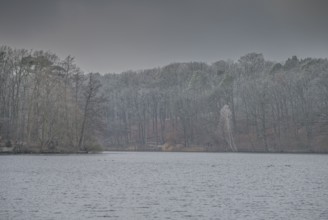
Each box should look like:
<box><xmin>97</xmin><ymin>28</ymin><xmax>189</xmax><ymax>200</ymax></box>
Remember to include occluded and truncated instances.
<box><xmin>100</xmin><ymin>53</ymin><xmax>328</xmax><ymax>152</ymax></box>
<box><xmin>1</xmin><ymin>45</ymin><xmax>328</xmax><ymax>153</ymax></box>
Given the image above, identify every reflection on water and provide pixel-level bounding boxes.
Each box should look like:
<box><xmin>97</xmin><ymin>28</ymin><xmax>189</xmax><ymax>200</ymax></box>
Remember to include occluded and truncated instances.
<box><xmin>1</xmin><ymin>152</ymin><xmax>328</xmax><ymax>219</ymax></box>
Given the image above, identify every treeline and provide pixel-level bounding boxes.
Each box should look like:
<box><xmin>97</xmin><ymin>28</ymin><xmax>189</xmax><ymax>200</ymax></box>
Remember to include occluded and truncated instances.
<box><xmin>101</xmin><ymin>53</ymin><xmax>328</xmax><ymax>152</ymax></box>
<box><xmin>0</xmin><ymin>46</ymin><xmax>103</xmax><ymax>153</ymax></box>
<box><xmin>1</xmin><ymin>45</ymin><xmax>328</xmax><ymax>153</ymax></box>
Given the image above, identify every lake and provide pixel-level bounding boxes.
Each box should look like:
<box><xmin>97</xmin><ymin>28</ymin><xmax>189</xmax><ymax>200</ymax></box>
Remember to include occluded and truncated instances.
<box><xmin>1</xmin><ymin>152</ymin><xmax>328</xmax><ymax>219</ymax></box>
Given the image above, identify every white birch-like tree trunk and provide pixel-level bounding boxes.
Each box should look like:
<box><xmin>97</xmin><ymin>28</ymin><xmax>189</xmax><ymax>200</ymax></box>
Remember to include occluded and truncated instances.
<box><xmin>220</xmin><ymin>104</ymin><xmax>237</xmax><ymax>152</ymax></box>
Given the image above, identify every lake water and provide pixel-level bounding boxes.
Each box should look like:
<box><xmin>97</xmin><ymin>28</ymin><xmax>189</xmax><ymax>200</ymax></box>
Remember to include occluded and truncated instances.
<box><xmin>0</xmin><ymin>152</ymin><xmax>328</xmax><ymax>220</ymax></box>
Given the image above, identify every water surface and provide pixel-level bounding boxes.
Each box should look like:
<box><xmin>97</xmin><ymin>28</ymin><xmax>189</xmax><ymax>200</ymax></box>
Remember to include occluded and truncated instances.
<box><xmin>1</xmin><ymin>152</ymin><xmax>328</xmax><ymax>219</ymax></box>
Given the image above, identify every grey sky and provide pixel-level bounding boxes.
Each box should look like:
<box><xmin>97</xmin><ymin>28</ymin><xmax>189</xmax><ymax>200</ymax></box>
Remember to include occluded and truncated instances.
<box><xmin>1</xmin><ymin>0</ymin><xmax>328</xmax><ymax>73</ymax></box>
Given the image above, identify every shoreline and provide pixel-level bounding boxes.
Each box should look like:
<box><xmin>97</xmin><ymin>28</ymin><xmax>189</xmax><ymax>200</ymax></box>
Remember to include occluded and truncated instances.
<box><xmin>104</xmin><ymin>149</ymin><xmax>328</xmax><ymax>154</ymax></box>
<box><xmin>2</xmin><ymin>150</ymin><xmax>327</xmax><ymax>155</ymax></box>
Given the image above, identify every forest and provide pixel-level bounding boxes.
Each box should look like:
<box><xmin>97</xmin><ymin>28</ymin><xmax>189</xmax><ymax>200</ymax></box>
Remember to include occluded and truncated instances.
<box><xmin>1</xmin><ymin>45</ymin><xmax>328</xmax><ymax>153</ymax></box>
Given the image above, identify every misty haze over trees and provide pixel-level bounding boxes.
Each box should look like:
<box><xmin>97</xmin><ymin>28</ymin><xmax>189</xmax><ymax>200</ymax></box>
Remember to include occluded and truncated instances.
<box><xmin>1</xmin><ymin>45</ymin><xmax>328</xmax><ymax>153</ymax></box>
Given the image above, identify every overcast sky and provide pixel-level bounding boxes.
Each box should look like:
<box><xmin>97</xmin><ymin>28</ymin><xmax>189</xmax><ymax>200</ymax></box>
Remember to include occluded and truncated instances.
<box><xmin>1</xmin><ymin>0</ymin><xmax>328</xmax><ymax>73</ymax></box>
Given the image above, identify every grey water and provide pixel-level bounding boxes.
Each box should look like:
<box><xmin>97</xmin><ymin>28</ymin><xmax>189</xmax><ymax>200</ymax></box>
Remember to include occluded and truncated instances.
<box><xmin>0</xmin><ymin>152</ymin><xmax>328</xmax><ymax>220</ymax></box>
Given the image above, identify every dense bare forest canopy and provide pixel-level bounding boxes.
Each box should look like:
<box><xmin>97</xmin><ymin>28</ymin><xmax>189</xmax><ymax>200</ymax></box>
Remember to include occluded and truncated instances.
<box><xmin>1</xmin><ymin>45</ymin><xmax>328</xmax><ymax>153</ymax></box>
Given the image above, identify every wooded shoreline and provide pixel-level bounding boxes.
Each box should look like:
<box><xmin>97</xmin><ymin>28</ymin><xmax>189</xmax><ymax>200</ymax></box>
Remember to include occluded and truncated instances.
<box><xmin>1</xmin><ymin>46</ymin><xmax>328</xmax><ymax>154</ymax></box>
